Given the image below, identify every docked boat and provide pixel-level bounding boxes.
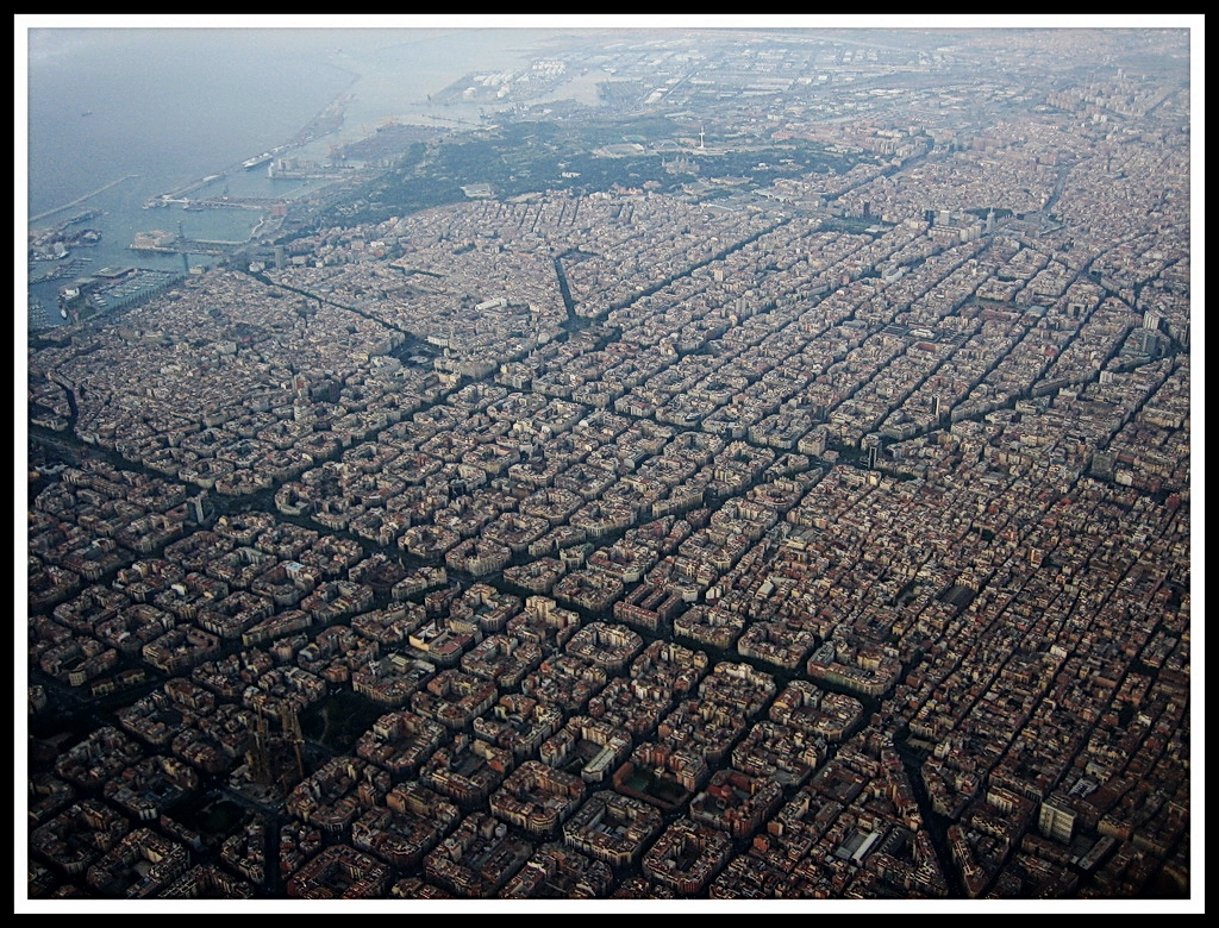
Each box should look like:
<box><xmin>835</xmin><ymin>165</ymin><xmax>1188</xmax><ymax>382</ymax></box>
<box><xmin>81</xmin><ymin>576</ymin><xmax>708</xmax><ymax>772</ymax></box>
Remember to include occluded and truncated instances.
<box><xmin>242</xmin><ymin>152</ymin><xmax>273</xmax><ymax>170</ymax></box>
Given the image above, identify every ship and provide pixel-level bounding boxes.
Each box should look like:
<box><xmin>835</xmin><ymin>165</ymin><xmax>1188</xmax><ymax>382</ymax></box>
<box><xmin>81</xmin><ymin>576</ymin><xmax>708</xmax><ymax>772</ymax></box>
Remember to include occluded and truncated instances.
<box><xmin>242</xmin><ymin>152</ymin><xmax>273</xmax><ymax>170</ymax></box>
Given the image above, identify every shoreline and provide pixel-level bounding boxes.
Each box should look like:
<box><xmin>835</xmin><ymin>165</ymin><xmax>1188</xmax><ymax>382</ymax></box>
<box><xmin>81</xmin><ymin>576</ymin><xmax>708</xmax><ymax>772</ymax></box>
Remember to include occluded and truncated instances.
<box><xmin>25</xmin><ymin>30</ymin><xmax>551</xmax><ymax>329</ymax></box>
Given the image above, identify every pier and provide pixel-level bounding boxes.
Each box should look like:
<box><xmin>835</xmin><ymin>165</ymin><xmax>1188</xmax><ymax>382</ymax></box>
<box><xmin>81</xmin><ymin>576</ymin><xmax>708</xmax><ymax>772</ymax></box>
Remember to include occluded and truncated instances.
<box><xmin>145</xmin><ymin>192</ymin><xmax>287</xmax><ymax>214</ymax></box>
<box><xmin>187</xmin><ymin>195</ymin><xmax>287</xmax><ymax>212</ymax></box>
<box><xmin>30</xmin><ymin>174</ymin><xmax>138</xmax><ymax>225</ymax></box>
<box><xmin>130</xmin><ymin>237</ymin><xmax>244</xmax><ymax>257</ymax></box>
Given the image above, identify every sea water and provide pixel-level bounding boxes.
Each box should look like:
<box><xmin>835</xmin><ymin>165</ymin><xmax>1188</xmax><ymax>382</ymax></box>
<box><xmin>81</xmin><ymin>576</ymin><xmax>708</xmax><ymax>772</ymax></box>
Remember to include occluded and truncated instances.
<box><xmin>25</xmin><ymin>27</ymin><xmax>549</xmax><ymax>324</ymax></box>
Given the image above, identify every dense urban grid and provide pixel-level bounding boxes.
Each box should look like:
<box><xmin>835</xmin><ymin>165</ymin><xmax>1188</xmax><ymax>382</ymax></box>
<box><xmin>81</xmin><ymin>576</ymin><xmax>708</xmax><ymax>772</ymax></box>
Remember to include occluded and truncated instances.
<box><xmin>26</xmin><ymin>28</ymin><xmax>1191</xmax><ymax>901</ymax></box>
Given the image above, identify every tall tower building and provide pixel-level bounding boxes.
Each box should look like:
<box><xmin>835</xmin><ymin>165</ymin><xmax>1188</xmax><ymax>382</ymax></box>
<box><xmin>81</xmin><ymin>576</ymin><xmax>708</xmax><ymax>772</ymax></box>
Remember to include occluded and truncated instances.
<box><xmin>249</xmin><ymin>710</ymin><xmax>273</xmax><ymax>786</ymax></box>
<box><xmin>281</xmin><ymin>704</ymin><xmax>306</xmax><ymax>782</ymax></box>
<box><xmin>1038</xmin><ymin>796</ymin><xmax>1076</xmax><ymax>843</ymax></box>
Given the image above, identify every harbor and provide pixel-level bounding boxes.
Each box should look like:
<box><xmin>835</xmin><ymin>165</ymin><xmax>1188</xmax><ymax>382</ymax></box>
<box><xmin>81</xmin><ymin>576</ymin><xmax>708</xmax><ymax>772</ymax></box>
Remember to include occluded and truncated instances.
<box><xmin>141</xmin><ymin>90</ymin><xmax>355</xmax><ymax>211</ymax></box>
<box><xmin>24</xmin><ymin>33</ymin><xmax>514</xmax><ymax>334</ymax></box>
<box><xmin>57</xmin><ymin>266</ymin><xmax>183</xmax><ymax>325</ymax></box>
